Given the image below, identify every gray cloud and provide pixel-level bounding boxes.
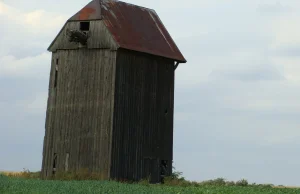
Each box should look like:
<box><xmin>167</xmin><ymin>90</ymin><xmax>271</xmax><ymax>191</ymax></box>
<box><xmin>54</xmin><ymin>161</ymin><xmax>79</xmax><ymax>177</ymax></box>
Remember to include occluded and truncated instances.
<box><xmin>174</xmin><ymin>141</ymin><xmax>300</xmax><ymax>186</ymax></box>
<box><xmin>2</xmin><ymin>0</ymin><xmax>300</xmax><ymax>187</ymax></box>
<box><xmin>173</xmin><ymin>84</ymin><xmax>300</xmax><ymax>185</ymax></box>
<box><xmin>2</xmin><ymin>0</ymin><xmax>90</xmax><ymax>14</ymax></box>
<box><xmin>7</xmin><ymin>46</ymin><xmax>46</xmax><ymax>59</ymax></box>
<box><xmin>271</xmin><ymin>46</ymin><xmax>300</xmax><ymax>57</ymax></box>
<box><xmin>209</xmin><ymin>65</ymin><xmax>285</xmax><ymax>82</ymax></box>
<box><xmin>257</xmin><ymin>2</ymin><xmax>290</xmax><ymax>14</ymax></box>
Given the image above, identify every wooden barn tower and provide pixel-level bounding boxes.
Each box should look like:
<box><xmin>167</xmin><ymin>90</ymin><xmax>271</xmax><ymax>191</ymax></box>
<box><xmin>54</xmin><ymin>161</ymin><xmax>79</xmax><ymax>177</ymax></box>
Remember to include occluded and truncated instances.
<box><xmin>41</xmin><ymin>0</ymin><xmax>186</xmax><ymax>183</ymax></box>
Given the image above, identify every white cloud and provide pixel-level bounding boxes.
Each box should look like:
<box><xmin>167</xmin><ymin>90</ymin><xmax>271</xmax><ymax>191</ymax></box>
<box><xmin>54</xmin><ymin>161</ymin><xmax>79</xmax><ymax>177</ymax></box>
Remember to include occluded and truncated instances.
<box><xmin>0</xmin><ymin>2</ymin><xmax>66</xmax><ymax>78</ymax></box>
<box><xmin>0</xmin><ymin>53</ymin><xmax>51</xmax><ymax>78</ymax></box>
<box><xmin>22</xmin><ymin>92</ymin><xmax>48</xmax><ymax>114</ymax></box>
<box><xmin>270</xmin><ymin>14</ymin><xmax>300</xmax><ymax>48</ymax></box>
<box><xmin>0</xmin><ymin>2</ymin><xmax>67</xmax><ymax>34</ymax></box>
<box><xmin>267</xmin><ymin>12</ymin><xmax>300</xmax><ymax>82</ymax></box>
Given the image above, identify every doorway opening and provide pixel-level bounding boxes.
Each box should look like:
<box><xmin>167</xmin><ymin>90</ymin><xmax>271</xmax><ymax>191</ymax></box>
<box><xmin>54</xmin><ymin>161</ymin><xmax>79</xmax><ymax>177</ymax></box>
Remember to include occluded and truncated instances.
<box><xmin>160</xmin><ymin>160</ymin><xmax>168</xmax><ymax>183</ymax></box>
<box><xmin>52</xmin><ymin>153</ymin><xmax>57</xmax><ymax>175</ymax></box>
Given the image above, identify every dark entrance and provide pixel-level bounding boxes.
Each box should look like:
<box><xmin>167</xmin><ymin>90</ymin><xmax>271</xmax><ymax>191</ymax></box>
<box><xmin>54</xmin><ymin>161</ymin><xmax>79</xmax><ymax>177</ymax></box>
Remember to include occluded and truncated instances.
<box><xmin>144</xmin><ymin>158</ymin><xmax>160</xmax><ymax>183</ymax></box>
<box><xmin>52</xmin><ymin>153</ymin><xmax>57</xmax><ymax>175</ymax></box>
<box><xmin>160</xmin><ymin>160</ymin><xmax>168</xmax><ymax>183</ymax></box>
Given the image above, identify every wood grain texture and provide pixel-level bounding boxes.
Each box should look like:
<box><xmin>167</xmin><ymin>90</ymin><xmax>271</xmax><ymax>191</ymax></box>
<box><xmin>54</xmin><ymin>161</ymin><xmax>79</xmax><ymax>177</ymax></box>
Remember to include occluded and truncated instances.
<box><xmin>110</xmin><ymin>49</ymin><xmax>175</xmax><ymax>182</ymax></box>
<box><xmin>49</xmin><ymin>21</ymin><xmax>118</xmax><ymax>52</ymax></box>
<box><xmin>41</xmin><ymin>49</ymin><xmax>117</xmax><ymax>179</ymax></box>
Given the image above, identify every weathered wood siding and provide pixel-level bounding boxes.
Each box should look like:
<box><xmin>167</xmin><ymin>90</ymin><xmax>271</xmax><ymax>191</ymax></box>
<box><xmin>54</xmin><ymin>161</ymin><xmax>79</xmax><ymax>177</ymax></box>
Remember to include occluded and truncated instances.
<box><xmin>41</xmin><ymin>48</ymin><xmax>116</xmax><ymax>179</ymax></box>
<box><xmin>110</xmin><ymin>49</ymin><xmax>175</xmax><ymax>182</ymax></box>
<box><xmin>48</xmin><ymin>21</ymin><xmax>118</xmax><ymax>52</ymax></box>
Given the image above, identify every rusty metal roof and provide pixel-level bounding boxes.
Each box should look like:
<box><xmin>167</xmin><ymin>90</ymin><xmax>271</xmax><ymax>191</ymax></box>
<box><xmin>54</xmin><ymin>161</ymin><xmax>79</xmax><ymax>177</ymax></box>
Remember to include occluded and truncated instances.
<box><xmin>69</xmin><ymin>0</ymin><xmax>186</xmax><ymax>63</ymax></box>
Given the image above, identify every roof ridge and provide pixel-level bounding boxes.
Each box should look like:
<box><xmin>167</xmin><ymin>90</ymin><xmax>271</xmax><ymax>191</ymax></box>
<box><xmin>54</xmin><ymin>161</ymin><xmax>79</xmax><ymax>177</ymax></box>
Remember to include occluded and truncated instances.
<box><xmin>115</xmin><ymin>0</ymin><xmax>156</xmax><ymax>13</ymax></box>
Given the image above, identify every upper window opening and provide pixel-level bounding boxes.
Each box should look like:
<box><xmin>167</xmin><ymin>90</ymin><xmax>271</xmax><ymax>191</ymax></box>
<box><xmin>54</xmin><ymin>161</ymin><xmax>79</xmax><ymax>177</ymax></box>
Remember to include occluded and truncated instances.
<box><xmin>80</xmin><ymin>22</ymin><xmax>90</xmax><ymax>31</ymax></box>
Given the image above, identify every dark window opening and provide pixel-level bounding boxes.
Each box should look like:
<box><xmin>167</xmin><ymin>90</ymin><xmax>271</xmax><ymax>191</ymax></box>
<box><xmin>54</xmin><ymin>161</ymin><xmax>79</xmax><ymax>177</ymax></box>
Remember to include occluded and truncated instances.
<box><xmin>80</xmin><ymin>22</ymin><xmax>90</xmax><ymax>31</ymax></box>
<box><xmin>52</xmin><ymin>153</ymin><xmax>57</xmax><ymax>175</ymax></box>
<box><xmin>54</xmin><ymin>69</ymin><xmax>58</xmax><ymax>88</ymax></box>
<box><xmin>54</xmin><ymin>58</ymin><xmax>59</xmax><ymax>88</ymax></box>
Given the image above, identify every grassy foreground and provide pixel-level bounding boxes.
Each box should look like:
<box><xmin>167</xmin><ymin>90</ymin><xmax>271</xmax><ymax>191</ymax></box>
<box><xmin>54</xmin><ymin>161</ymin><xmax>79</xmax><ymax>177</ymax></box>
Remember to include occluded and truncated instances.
<box><xmin>1</xmin><ymin>174</ymin><xmax>300</xmax><ymax>194</ymax></box>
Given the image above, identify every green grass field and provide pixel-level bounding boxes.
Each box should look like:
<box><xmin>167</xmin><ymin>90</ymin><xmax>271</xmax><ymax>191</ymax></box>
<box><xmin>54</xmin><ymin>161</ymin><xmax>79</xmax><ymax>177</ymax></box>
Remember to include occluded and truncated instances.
<box><xmin>1</xmin><ymin>175</ymin><xmax>300</xmax><ymax>194</ymax></box>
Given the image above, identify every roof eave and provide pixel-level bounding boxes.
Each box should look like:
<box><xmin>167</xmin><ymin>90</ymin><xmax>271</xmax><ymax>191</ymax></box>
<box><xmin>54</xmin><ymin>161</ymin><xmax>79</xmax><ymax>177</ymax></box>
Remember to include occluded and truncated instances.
<box><xmin>47</xmin><ymin>22</ymin><xmax>68</xmax><ymax>52</ymax></box>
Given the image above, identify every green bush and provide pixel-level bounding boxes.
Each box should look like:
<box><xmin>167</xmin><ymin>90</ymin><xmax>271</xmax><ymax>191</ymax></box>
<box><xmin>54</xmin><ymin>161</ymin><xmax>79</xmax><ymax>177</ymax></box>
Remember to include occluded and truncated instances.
<box><xmin>236</xmin><ymin>179</ymin><xmax>248</xmax><ymax>187</ymax></box>
<box><xmin>170</xmin><ymin>166</ymin><xmax>184</xmax><ymax>180</ymax></box>
<box><xmin>226</xmin><ymin>181</ymin><xmax>235</xmax><ymax>186</ymax></box>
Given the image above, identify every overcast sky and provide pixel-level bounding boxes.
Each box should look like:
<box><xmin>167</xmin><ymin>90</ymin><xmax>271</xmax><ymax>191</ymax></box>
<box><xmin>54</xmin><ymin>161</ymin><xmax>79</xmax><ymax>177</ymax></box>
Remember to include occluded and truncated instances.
<box><xmin>1</xmin><ymin>0</ymin><xmax>300</xmax><ymax>186</ymax></box>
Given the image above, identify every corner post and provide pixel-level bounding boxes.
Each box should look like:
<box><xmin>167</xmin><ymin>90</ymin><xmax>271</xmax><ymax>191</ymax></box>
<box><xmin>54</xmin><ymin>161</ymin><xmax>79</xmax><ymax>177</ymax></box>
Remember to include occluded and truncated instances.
<box><xmin>174</xmin><ymin>62</ymin><xmax>179</xmax><ymax>70</ymax></box>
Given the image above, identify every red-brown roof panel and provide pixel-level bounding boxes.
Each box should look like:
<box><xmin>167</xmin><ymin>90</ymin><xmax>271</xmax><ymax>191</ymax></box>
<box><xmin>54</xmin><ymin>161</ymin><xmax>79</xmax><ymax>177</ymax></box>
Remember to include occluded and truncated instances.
<box><xmin>69</xmin><ymin>0</ymin><xmax>186</xmax><ymax>63</ymax></box>
<box><xmin>70</xmin><ymin>0</ymin><xmax>102</xmax><ymax>21</ymax></box>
